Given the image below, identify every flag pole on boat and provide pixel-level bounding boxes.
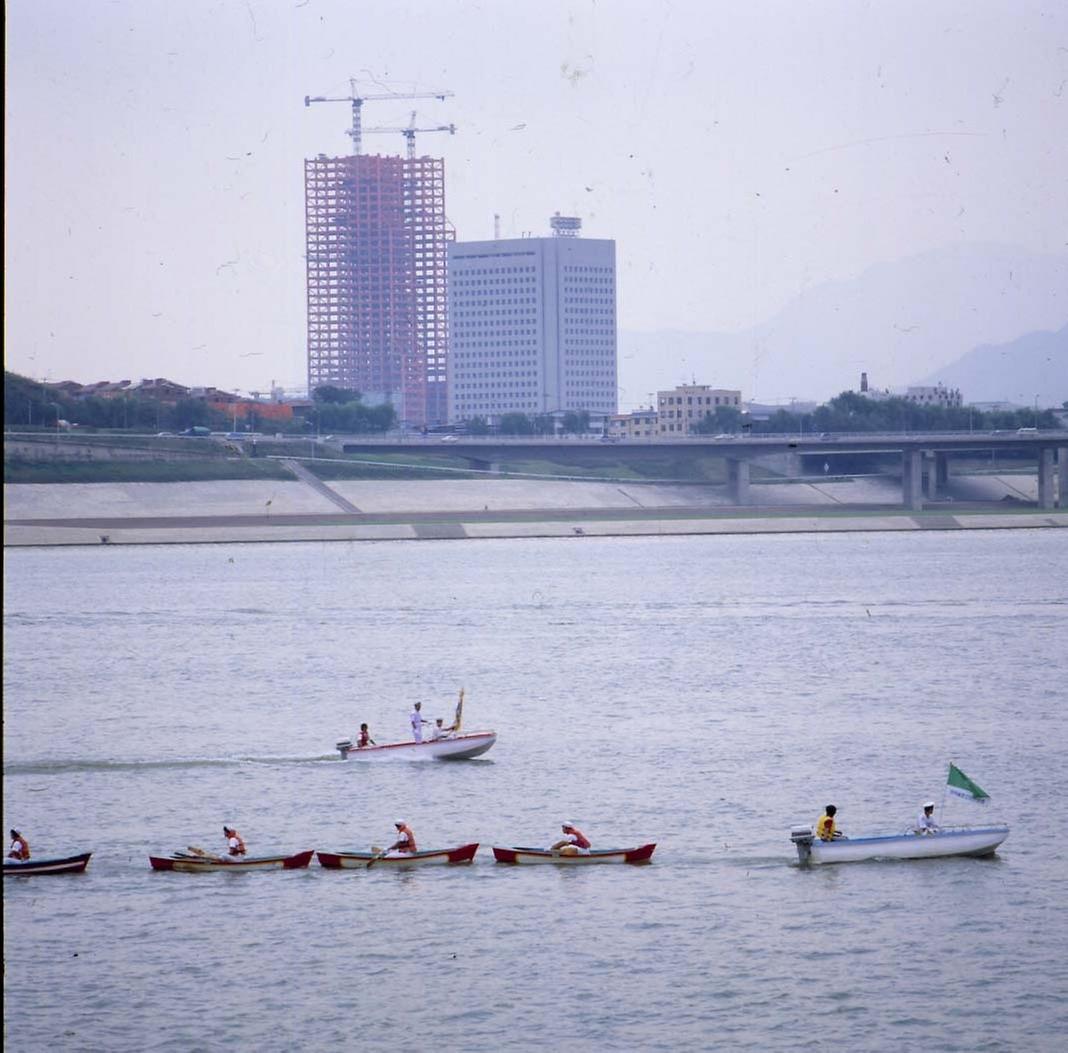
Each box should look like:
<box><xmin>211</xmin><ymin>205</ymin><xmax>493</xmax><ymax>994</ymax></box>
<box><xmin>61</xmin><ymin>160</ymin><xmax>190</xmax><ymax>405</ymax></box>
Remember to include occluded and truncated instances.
<box><xmin>454</xmin><ymin>688</ymin><xmax>464</xmax><ymax>733</ymax></box>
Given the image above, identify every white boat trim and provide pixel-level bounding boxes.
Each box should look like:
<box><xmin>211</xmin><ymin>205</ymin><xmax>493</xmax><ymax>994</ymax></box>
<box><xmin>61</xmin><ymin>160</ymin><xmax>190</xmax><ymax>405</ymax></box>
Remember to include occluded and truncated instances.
<box><xmin>791</xmin><ymin>825</ymin><xmax>1009</xmax><ymax>865</ymax></box>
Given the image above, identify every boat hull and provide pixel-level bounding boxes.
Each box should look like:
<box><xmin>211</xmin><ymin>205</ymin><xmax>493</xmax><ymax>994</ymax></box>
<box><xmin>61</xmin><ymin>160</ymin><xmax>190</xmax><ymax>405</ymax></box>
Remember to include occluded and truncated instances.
<box><xmin>336</xmin><ymin>732</ymin><xmax>496</xmax><ymax>761</ymax></box>
<box><xmin>492</xmin><ymin>844</ymin><xmax>656</xmax><ymax>865</ymax></box>
<box><xmin>4</xmin><ymin>852</ymin><xmax>92</xmax><ymax>876</ymax></box>
<box><xmin>149</xmin><ymin>850</ymin><xmax>314</xmax><ymax>872</ymax></box>
<box><xmin>795</xmin><ymin>826</ymin><xmax>1009</xmax><ymax>865</ymax></box>
<box><xmin>317</xmin><ymin>843</ymin><xmax>479</xmax><ymax>868</ymax></box>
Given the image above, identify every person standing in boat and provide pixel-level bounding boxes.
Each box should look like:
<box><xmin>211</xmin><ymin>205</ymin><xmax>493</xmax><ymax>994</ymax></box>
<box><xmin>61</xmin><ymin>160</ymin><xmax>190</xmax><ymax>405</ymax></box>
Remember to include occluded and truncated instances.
<box><xmin>388</xmin><ymin>820</ymin><xmax>417</xmax><ymax>855</ymax></box>
<box><xmin>223</xmin><ymin>826</ymin><xmax>247</xmax><ymax>856</ymax></box>
<box><xmin>410</xmin><ymin>702</ymin><xmax>429</xmax><ymax>742</ymax></box>
<box><xmin>357</xmin><ymin>723</ymin><xmax>375</xmax><ymax>748</ymax></box>
<box><xmin>551</xmin><ymin>822</ymin><xmax>591</xmax><ymax>855</ymax></box>
<box><xmin>816</xmin><ymin>805</ymin><xmax>843</xmax><ymax>841</ymax></box>
<box><xmin>914</xmin><ymin>802</ymin><xmax>941</xmax><ymax>835</ymax></box>
<box><xmin>8</xmin><ymin>829</ymin><xmax>30</xmax><ymax>860</ymax></box>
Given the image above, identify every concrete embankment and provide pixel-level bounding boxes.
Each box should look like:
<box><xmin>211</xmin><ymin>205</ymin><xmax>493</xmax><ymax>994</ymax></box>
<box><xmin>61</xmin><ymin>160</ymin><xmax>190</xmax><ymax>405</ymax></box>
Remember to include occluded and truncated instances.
<box><xmin>4</xmin><ymin>477</ymin><xmax>1065</xmax><ymax>547</ymax></box>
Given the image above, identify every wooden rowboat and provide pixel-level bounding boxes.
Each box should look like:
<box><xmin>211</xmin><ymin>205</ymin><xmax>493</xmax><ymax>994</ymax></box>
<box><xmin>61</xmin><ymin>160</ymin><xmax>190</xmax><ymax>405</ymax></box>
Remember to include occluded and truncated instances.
<box><xmin>317</xmin><ymin>843</ymin><xmax>479</xmax><ymax>868</ymax></box>
<box><xmin>492</xmin><ymin>844</ymin><xmax>656</xmax><ymax>865</ymax></box>
<box><xmin>4</xmin><ymin>852</ymin><xmax>92</xmax><ymax>876</ymax></box>
<box><xmin>149</xmin><ymin>849</ymin><xmax>314</xmax><ymax>872</ymax></box>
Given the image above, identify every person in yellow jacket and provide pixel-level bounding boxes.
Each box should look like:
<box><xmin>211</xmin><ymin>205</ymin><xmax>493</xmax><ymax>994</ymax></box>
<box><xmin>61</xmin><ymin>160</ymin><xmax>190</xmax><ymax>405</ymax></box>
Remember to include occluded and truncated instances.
<box><xmin>815</xmin><ymin>804</ymin><xmax>843</xmax><ymax>841</ymax></box>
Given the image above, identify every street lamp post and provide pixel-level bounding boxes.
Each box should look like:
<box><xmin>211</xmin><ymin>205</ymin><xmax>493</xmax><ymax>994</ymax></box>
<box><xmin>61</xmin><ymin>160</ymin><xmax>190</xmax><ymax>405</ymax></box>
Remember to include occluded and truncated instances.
<box><xmin>1034</xmin><ymin>395</ymin><xmax>1039</xmax><ymax>429</ymax></box>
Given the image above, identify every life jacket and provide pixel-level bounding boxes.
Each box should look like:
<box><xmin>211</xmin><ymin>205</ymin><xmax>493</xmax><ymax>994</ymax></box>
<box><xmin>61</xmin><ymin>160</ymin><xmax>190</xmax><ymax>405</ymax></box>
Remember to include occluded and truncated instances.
<box><xmin>395</xmin><ymin>825</ymin><xmax>416</xmax><ymax>853</ymax></box>
<box><xmin>567</xmin><ymin>828</ymin><xmax>591</xmax><ymax>850</ymax></box>
<box><xmin>816</xmin><ymin>815</ymin><xmax>836</xmax><ymax>841</ymax></box>
<box><xmin>227</xmin><ymin>830</ymin><xmax>247</xmax><ymax>855</ymax></box>
<box><xmin>9</xmin><ymin>836</ymin><xmax>30</xmax><ymax>860</ymax></box>
<box><xmin>358</xmin><ymin>729</ymin><xmax>372</xmax><ymax>747</ymax></box>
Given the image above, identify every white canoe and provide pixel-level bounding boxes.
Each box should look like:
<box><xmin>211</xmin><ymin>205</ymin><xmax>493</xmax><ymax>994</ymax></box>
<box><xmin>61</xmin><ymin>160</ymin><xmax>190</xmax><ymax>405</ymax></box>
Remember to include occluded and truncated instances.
<box><xmin>317</xmin><ymin>844</ymin><xmax>479</xmax><ymax>868</ymax></box>
<box><xmin>492</xmin><ymin>844</ymin><xmax>656</xmax><ymax>865</ymax></box>
<box><xmin>790</xmin><ymin>825</ymin><xmax>1009</xmax><ymax>865</ymax></box>
<box><xmin>335</xmin><ymin>731</ymin><xmax>496</xmax><ymax>761</ymax></box>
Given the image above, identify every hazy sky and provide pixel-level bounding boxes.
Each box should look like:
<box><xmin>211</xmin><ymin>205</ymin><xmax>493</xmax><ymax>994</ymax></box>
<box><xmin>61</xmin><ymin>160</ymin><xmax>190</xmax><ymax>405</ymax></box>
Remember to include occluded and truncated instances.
<box><xmin>6</xmin><ymin>0</ymin><xmax>1067</xmax><ymax>404</ymax></box>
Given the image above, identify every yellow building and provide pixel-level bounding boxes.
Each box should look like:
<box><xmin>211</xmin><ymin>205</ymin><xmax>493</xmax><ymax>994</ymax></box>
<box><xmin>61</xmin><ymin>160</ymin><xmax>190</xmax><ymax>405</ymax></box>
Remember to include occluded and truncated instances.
<box><xmin>657</xmin><ymin>385</ymin><xmax>741</xmax><ymax>435</ymax></box>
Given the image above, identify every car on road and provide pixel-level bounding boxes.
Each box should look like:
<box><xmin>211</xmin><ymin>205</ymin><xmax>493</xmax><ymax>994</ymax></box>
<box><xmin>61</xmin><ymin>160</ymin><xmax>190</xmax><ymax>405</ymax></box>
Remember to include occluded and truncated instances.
<box><xmin>440</xmin><ymin>434</ymin><xmax>459</xmax><ymax>443</ymax></box>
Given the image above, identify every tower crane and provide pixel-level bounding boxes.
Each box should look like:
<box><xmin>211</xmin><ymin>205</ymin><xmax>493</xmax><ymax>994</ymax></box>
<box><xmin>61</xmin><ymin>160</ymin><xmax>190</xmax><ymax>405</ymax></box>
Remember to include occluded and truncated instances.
<box><xmin>363</xmin><ymin>110</ymin><xmax>457</xmax><ymax>159</ymax></box>
<box><xmin>304</xmin><ymin>79</ymin><xmax>453</xmax><ymax>155</ymax></box>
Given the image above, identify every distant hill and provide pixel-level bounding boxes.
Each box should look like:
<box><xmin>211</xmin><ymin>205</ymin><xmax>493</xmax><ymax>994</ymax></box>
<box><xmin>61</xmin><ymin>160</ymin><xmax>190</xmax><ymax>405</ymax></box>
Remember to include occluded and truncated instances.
<box><xmin>913</xmin><ymin>324</ymin><xmax>1068</xmax><ymax>406</ymax></box>
<box><xmin>620</xmin><ymin>243</ymin><xmax>1067</xmax><ymax>408</ymax></box>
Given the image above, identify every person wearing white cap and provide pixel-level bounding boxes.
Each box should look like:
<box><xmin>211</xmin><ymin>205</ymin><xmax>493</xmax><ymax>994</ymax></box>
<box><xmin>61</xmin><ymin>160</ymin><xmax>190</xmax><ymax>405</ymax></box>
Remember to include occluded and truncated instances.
<box><xmin>914</xmin><ymin>802</ymin><xmax>941</xmax><ymax>835</ymax></box>
<box><xmin>551</xmin><ymin>821</ymin><xmax>590</xmax><ymax>856</ymax></box>
<box><xmin>410</xmin><ymin>702</ymin><xmax>428</xmax><ymax>742</ymax></box>
<box><xmin>388</xmin><ymin>820</ymin><xmax>417</xmax><ymax>855</ymax></box>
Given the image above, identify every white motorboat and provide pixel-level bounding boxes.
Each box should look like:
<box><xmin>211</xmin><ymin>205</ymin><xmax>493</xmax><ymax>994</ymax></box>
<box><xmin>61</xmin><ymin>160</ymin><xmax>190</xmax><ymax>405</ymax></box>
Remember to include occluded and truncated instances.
<box><xmin>335</xmin><ymin>731</ymin><xmax>496</xmax><ymax>761</ymax></box>
<box><xmin>790</xmin><ymin>825</ymin><xmax>1010</xmax><ymax>865</ymax></box>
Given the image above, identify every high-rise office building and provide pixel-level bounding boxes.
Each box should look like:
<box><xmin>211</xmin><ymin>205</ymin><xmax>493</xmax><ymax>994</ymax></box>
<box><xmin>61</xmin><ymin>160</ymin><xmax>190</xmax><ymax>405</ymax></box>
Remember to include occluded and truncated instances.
<box><xmin>447</xmin><ymin>216</ymin><xmax>617</xmax><ymax>422</ymax></box>
<box><xmin>304</xmin><ymin>153</ymin><xmax>449</xmax><ymax>426</ymax></box>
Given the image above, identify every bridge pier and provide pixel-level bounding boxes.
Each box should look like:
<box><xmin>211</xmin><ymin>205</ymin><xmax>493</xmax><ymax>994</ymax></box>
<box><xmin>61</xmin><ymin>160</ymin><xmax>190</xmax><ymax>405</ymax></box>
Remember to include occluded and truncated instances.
<box><xmin>1058</xmin><ymin>448</ymin><xmax>1068</xmax><ymax>509</ymax></box>
<box><xmin>1038</xmin><ymin>448</ymin><xmax>1055</xmax><ymax>510</ymax></box>
<box><xmin>902</xmin><ymin>449</ymin><xmax>923</xmax><ymax>510</ymax></box>
<box><xmin>727</xmin><ymin>458</ymin><xmax>750</xmax><ymax>505</ymax></box>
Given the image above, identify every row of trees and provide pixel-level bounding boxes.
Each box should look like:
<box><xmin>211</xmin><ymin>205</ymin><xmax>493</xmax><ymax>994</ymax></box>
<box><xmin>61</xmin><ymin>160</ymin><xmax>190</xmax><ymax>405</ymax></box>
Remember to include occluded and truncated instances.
<box><xmin>3</xmin><ymin>373</ymin><xmax>398</xmax><ymax>435</ymax></box>
<box><xmin>691</xmin><ymin>391</ymin><xmax>1059</xmax><ymax>435</ymax></box>
<box><xmin>460</xmin><ymin>410</ymin><xmax>593</xmax><ymax>436</ymax></box>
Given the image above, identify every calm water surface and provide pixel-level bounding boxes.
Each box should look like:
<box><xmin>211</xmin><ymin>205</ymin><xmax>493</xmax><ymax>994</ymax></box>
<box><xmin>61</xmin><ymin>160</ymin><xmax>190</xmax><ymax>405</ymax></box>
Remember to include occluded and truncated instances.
<box><xmin>4</xmin><ymin>531</ymin><xmax>1067</xmax><ymax>1051</ymax></box>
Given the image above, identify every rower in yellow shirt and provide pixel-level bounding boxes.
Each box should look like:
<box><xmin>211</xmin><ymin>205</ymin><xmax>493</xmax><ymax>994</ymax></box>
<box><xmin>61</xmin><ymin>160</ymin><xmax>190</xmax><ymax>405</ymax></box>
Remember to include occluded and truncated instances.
<box><xmin>815</xmin><ymin>804</ymin><xmax>843</xmax><ymax>841</ymax></box>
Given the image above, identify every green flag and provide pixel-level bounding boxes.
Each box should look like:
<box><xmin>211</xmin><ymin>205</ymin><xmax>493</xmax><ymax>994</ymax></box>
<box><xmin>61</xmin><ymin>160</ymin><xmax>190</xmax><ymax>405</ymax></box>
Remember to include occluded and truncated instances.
<box><xmin>947</xmin><ymin>763</ymin><xmax>990</xmax><ymax>803</ymax></box>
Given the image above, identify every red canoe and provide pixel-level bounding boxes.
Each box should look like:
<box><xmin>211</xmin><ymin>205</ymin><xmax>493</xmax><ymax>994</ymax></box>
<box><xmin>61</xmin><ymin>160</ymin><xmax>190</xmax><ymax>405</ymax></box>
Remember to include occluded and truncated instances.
<box><xmin>492</xmin><ymin>844</ymin><xmax>656</xmax><ymax>865</ymax></box>
<box><xmin>4</xmin><ymin>852</ymin><xmax>92</xmax><ymax>876</ymax></box>
<box><xmin>317</xmin><ymin>844</ymin><xmax>479</xmax><ymax>868</ymax></box>
<box><xmin>149</xmin><ymin>850</ymin><xmax>314</xmax><ymax>872</ymax></box>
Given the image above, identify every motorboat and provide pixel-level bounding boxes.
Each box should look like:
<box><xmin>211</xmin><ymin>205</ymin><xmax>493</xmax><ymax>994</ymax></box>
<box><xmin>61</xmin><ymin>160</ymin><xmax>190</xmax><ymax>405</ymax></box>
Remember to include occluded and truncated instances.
<box><xmin>316</xmin><ymin>844</ymin><xmax>479</xmax><ymax>868</ymax></box>
<box><xmin>4</xmin><ymin>852</ymin><xmax>92</xmax><ymax>876</ymax></box>
<box><xmin>492</xmin><ymin>844</ymin><xmax>656</xmax><ymax>865</ymax></box>
<box><xmin>149</xmin><ymin>849</ymin><xmax>314</xmax><ymax>872</ymax></box>
<box><xmin>790</xmin><ymin>825</ymin><xmax>1010</xmax><ymax>865</ymax></box>
<box><xmin>335</xmin><ymin>731</ymin><xmax>496</xmax><ymax>761</ymax></box>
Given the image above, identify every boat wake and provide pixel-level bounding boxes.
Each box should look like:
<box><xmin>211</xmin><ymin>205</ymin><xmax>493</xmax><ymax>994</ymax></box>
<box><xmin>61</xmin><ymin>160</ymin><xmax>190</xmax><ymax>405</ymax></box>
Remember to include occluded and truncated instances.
<box><xmin>4</xmin><ymin>755</ymin><xmax>339</xmax><ymax>776</ymax></box>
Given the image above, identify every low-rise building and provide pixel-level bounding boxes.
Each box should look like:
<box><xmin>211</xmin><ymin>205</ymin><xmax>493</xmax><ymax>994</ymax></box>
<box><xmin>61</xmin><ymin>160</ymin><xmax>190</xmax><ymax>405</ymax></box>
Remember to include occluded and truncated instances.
<box><xmin>607</xmin><ymin>408</ymin><xmax>658</xmax><ymax>439</ymax></box>
<box><xmin>904</xmin><ymin>383</ymin><xmax>963</xmax><ymax>408</ymax></box>
<box><xmin>657</xmin><ymin>384</ymin><xmax>741</xmax><ymax>435</ymax></box>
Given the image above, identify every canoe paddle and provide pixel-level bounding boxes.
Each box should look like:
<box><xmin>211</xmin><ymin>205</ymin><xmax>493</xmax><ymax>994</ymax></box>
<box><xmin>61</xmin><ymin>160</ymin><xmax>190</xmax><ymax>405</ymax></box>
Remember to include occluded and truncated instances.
<box><xmin>365</xmin><ymin>845</ymin><xmax>389</xmax><ymax>869</ymax></box>
<box><xmin>187</xmin><ymin>845</ymin><xmax>224</xmax><ymax>862</ymax></box>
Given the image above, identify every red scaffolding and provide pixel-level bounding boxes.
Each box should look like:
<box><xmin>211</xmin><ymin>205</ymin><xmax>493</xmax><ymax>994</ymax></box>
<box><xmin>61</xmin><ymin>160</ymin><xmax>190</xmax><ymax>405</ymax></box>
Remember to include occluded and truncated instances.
<box><xmin>305</xmin><ymin>153</ymin><xmax>450</xmax><ymax>426</ymax></box>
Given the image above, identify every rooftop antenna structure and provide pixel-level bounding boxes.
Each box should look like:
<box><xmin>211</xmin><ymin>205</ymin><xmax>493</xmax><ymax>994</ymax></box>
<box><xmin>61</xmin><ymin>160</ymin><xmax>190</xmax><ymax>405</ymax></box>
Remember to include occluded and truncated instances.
<box><xmin>304</xmin><ymin>79</ymin><xmax>453</xmax><ymax>155</ymax></box>
<box><xmin>363</xmin><ymin>110</ymin><xmax>457</xmax><ymax>159</ymax></box>
<box><xmin>494</xmin><ymin>213</ymin><xmax>501</xmax><ymax>239</ymax></box>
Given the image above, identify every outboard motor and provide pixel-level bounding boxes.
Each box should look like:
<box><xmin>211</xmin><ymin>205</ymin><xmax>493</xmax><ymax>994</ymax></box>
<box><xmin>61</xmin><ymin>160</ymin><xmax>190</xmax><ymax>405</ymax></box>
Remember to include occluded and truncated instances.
<box><xmin>790</xmin><ymin>825</ymin><xmax>814</xmax><ymax>864</ymax></box>
<box><xmin>336</xmin><ymin>739</ymin><xmax>353</xmax><ymax>760</ymax></box>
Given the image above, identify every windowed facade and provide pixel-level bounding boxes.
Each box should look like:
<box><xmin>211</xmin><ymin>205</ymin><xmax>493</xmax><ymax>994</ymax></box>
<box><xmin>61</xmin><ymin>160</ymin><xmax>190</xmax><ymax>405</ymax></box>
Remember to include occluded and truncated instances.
<box><xmin>447</xmin><ymin>235</ymin><xmax>617</xmax><ymax>422</ymax></box>
<box><xmin>656</xmin><ymin>385</ymin><xmax>743</xmax><ymax>435</ymax></box>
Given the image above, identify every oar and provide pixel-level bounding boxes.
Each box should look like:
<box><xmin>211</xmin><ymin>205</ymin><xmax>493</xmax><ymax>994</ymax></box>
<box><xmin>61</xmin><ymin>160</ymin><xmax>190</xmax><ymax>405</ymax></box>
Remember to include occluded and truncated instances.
<box><xmin>187</xmin><ymin>845</ymin><xmax>224</xmax><ymax>862</ymax></box>
<box><xmin>365</xmin><ymin>844</ymin><xmax>389</xmax><ymax>869</ymax></box>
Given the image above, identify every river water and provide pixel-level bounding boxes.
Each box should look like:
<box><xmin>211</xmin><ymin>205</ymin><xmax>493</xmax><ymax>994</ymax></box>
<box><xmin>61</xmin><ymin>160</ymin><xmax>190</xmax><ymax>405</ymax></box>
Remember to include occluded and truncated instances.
<box><xmin>4</xmin><ymin>531</ymin><xmax>1067</xmax><ymax>1051</ymax></box>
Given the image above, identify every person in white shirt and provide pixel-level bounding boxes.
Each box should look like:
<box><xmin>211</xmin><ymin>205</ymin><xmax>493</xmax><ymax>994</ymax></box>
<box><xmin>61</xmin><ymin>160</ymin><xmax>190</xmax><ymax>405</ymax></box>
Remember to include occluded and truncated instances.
<box><xmin>915</xmin><ymin>802</ymin><xmax>941</xmax><ymax>835</ymax></box>
<box><xmin>410</xmin><ymin>702</ymin><xmax>428</xmax><ymax>742</ymax></box>
<box><xmin>431</xmin><ymin>718</ymin><xmax>455</xmax><ymax>740</ymax></box>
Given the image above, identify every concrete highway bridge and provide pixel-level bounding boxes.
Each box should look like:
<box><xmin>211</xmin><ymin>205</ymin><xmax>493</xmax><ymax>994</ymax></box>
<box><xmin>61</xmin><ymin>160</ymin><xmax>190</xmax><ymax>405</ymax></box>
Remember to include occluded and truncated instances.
<box><xmin>339</xmin><ymin>431</ymin><xmax>1068</xmax><ymax>510</ymax></box>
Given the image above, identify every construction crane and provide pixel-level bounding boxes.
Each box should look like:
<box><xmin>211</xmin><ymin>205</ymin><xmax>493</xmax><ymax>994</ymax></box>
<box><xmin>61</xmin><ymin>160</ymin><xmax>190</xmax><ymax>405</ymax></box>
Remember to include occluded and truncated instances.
<box><xmin>304</xmin><ymin>79</ymin><xmax>453</xmax><ymax>155</ymax></box>
<box><xmin>364</xmin><ymin>111</ymin><xmax>456</xmax><ymax>159</ymax></box>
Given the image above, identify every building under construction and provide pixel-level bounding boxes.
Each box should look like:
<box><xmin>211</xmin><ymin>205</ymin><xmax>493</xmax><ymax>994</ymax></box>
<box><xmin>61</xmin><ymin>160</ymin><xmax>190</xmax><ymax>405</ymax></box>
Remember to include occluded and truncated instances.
<box><xmin>304</xmin><ymin>83</ymin><xmax>454</xmax><ymax>427</ymax></box>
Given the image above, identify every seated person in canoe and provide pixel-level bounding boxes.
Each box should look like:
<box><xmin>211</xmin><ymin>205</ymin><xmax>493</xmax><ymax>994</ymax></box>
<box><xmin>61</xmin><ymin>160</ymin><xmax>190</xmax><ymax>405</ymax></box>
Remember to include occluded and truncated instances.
<box><xmin>8</xmin><ymin>829</ymin><xmax>31</xmax><ymax>860</ymax></box>
<box><xmin>357</xmin><ymin>723</ymin><xmax>376</xmax><ymax>748</ymax></box>
<box><xmin>223</xmin><ymin>825</ymin><xmax>247</xmax><ymax>856</ymax></box>
<box><xmin>914</xmin><ymin>802</ymin><xmax>941</xmax><ymax>835</ymax></box>
<box><xmin>551</xmin><ymin>822</ymin><xmax>591</xmax><ymax>855</ymax></box>
<box><xmin>815</xmin><ymin>805</ymin><xmax>844</xmax><ymax>841</ymax></box>
<box><xmin>388</xmin><ymin>821</ymin><xmax>417</xmax><ymax>855</ymax></box>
